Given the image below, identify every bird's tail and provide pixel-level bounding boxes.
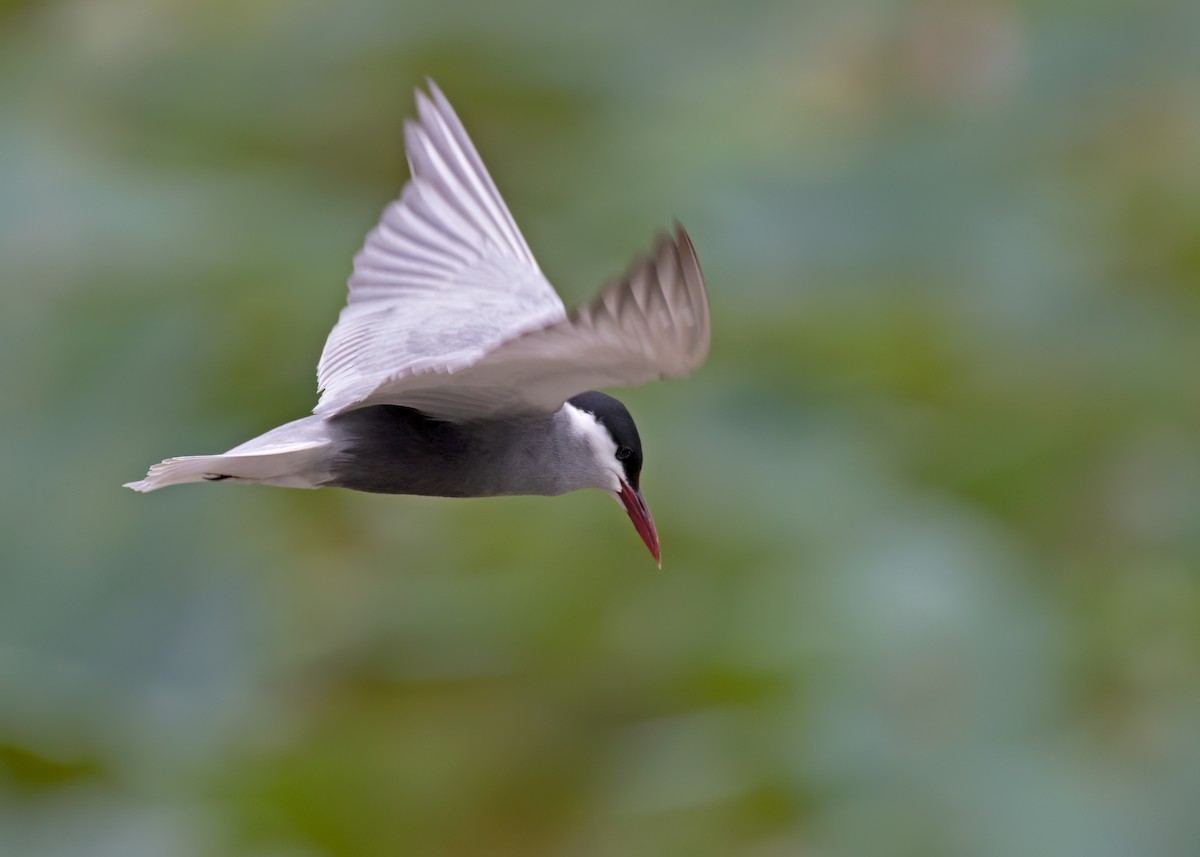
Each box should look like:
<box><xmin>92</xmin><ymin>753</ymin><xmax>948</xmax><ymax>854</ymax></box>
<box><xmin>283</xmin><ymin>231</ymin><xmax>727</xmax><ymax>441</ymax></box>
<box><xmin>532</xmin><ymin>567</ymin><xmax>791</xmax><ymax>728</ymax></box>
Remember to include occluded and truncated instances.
<box><xmin>125</xmin><ymin>417</ymin><xmax>333</xmax><ymax>493</ymax></box>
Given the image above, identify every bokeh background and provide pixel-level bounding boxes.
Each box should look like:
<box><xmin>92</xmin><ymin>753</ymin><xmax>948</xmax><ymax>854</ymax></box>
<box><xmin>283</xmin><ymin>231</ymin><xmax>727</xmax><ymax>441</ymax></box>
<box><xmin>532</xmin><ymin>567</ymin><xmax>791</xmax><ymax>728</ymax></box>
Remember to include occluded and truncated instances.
<box><xmin>4</xmin><ymin>0</ymin><xmax>1200</xmax><ymax>854</ymax></box>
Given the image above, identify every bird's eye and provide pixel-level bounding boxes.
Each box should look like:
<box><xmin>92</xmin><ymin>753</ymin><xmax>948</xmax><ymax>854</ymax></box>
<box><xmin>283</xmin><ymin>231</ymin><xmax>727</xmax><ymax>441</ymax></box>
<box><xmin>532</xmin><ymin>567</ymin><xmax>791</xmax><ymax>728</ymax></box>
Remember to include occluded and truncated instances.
<box><xmin>616</xmin><ymin>447</ymin><xmax>632</xmax><ymax>461</ymax></box>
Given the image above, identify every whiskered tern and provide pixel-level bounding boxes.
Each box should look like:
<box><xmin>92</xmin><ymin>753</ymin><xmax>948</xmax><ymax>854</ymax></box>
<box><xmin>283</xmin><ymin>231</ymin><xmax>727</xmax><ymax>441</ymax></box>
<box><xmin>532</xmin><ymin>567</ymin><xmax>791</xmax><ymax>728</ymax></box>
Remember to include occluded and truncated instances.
<box><xmin>126</xmin><ymin>82</ymin><xmax>711</xmax><ymax>565</ymax></box>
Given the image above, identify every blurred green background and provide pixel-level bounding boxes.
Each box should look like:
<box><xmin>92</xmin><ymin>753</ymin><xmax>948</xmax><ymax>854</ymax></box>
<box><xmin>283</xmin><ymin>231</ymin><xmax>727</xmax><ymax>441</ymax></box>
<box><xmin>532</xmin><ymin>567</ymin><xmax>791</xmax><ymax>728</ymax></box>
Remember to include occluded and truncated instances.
<box><xmin>4</xmin><ymin>0</ymin><xmax>1200</xmax><ymax>854</ymax></box>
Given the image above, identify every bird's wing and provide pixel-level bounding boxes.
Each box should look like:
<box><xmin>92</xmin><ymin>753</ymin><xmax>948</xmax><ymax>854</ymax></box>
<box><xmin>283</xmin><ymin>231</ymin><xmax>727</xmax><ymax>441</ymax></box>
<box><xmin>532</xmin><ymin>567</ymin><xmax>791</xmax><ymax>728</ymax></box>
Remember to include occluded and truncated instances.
<box><xmin>328</xmin><ymin>225</ymin><xmax>711</xmax><ymax>421</ymax></box>
<box><xmin>314</xmin><ymin>81</ymin><xmax>567</xmax><ymax>416</ymax></box>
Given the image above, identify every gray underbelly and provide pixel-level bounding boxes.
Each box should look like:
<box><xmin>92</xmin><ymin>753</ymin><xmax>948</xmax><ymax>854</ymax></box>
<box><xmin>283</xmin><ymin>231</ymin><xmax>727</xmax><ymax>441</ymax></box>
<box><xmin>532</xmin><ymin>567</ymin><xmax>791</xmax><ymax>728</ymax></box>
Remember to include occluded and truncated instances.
<box><xmin>323</xmin><ymin>405</ymin><xmax>556</xmax><ymax>498</ymax></box>
<box><xmin>322</xmin><ymin>406</ymin><xmax>479</xmax><ymax>496</ymax></box>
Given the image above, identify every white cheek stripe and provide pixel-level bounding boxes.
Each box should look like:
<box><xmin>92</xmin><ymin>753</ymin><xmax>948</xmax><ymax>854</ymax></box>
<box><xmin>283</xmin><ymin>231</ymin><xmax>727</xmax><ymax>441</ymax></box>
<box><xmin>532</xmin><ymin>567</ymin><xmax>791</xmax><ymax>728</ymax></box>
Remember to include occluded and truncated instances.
<box><xmin>564</xmin><ymin>402</ymin><xmax>623</xmax><ymax>491</ymax></box>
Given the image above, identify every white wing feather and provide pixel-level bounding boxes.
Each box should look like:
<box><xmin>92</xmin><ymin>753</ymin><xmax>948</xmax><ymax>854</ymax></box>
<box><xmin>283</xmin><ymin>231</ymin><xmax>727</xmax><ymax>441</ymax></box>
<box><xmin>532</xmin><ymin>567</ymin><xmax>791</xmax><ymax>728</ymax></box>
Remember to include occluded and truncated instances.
<box><xmin>316</xmin><ymin>84</ymin><xmax>710</xmax><ymax>421</ymax></box>
<box><xmin>315</xmin><ymin>82</ymin><xmax>566</xmax><ymax>415</ymax></box>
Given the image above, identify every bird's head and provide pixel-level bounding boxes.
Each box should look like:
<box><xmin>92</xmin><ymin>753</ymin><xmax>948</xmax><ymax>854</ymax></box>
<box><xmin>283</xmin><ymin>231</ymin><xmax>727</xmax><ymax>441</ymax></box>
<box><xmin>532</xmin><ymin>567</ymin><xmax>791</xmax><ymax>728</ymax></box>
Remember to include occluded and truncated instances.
<box><xmin>566</xmin><ymin>391</ymin><xmax>661</xmax><ymax>567</ymax></box>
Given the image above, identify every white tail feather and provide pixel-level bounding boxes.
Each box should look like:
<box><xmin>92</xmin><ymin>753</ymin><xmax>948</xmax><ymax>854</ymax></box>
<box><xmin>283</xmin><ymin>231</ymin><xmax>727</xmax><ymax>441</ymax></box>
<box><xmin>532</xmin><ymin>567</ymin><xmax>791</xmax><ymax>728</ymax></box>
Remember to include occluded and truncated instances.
<box><xmin>124</xmin><ymin>440</ymin><xmax>329</xmax><ymax>493</ymax></box>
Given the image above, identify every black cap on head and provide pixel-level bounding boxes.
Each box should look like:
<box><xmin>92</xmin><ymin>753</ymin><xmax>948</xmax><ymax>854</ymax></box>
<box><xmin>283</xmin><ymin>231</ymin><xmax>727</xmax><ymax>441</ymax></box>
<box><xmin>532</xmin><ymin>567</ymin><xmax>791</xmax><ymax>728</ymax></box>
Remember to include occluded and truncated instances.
<box><xmin>568</xmin><ymin>390</ymin><xmax>644</xmax><ymax>489</ymax></box>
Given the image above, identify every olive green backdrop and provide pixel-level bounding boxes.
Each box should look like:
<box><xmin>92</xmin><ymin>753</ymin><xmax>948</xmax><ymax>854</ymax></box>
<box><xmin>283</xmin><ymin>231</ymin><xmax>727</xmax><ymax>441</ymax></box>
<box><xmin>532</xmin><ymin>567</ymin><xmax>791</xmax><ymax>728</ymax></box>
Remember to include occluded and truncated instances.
<box><xmin>3</xmin><ymin>0</ymin><xmax>1200</xmax><ymax>854</ymax></box>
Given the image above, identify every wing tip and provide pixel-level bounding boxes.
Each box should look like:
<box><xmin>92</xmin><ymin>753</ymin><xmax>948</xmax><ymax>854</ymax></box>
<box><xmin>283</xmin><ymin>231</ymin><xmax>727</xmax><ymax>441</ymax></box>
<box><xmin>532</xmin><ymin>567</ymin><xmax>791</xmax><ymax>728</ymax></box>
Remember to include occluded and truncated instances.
<box><xmin>676</xmin><ymin>225</ymin><xmax>711</xmax><ymax>368</ymax></box>
<box><xmin>672</xmin><ymin>221</ymin><xmax>697</xmax><ymax>257</ymax></box>
<box><xmin>659</xmin><ymin>220</ymin><xmax>711</xmax><ymax>371</ymax></box>
<box><xmin>415</xmin><ymin>76</ymin><xmax>438</xmax><ymax>103</ymax></box>
<box><xmin>422</xmin><ymin>77</ymin><xmax>450</xmax><ymax>112</ymax></box>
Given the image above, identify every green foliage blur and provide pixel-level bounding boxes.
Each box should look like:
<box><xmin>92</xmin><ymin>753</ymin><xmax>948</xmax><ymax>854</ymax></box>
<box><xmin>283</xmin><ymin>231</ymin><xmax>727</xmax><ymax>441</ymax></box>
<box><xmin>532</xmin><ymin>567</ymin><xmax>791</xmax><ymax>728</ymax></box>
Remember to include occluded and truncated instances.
<box><xmin>4</xmin><ymin>0</ymin><xmax>1200</xmax><ymax>854</ymax></box>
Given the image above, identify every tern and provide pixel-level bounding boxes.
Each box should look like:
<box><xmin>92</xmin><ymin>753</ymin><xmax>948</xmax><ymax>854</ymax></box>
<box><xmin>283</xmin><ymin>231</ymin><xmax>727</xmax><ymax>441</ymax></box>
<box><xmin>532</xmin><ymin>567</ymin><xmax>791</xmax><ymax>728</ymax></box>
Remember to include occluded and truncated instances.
<box><xmin>125</xmin><ymin>82</ymin><xmax>711</xmax><ymax>565</ymax></box>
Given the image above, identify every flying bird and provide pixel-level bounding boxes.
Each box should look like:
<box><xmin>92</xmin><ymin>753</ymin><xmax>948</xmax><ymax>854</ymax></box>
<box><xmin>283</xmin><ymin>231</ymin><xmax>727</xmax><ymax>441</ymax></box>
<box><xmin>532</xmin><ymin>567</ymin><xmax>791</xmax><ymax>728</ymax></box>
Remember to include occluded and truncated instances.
<box><xmin>125</xmin><ymin>82</ymin><xmax>711</xmax><ymax>565</ymax></box>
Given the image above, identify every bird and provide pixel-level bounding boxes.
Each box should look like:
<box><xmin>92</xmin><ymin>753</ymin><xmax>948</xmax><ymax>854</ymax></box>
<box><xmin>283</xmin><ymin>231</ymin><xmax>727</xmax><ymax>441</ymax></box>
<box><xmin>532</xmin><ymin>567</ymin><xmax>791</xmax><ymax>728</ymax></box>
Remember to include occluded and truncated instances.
<box><xmin>125</xmin><ymin>81</ymin><xmax>711</xmax><ymax>566</ymax></box>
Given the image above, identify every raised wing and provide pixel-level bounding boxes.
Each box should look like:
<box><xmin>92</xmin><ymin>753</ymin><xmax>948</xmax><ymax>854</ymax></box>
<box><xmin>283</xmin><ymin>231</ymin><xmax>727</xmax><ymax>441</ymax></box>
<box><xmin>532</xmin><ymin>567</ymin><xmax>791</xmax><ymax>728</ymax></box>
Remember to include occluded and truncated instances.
<box><xmin>314</xmin><ymin>81</ymin><xmax>567</xmax><ymax>415</ymax></box>
<box><xmin>329</xmin><ymin>225</ymin><xmax>711</xmax><ymax>421</ymax></box>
